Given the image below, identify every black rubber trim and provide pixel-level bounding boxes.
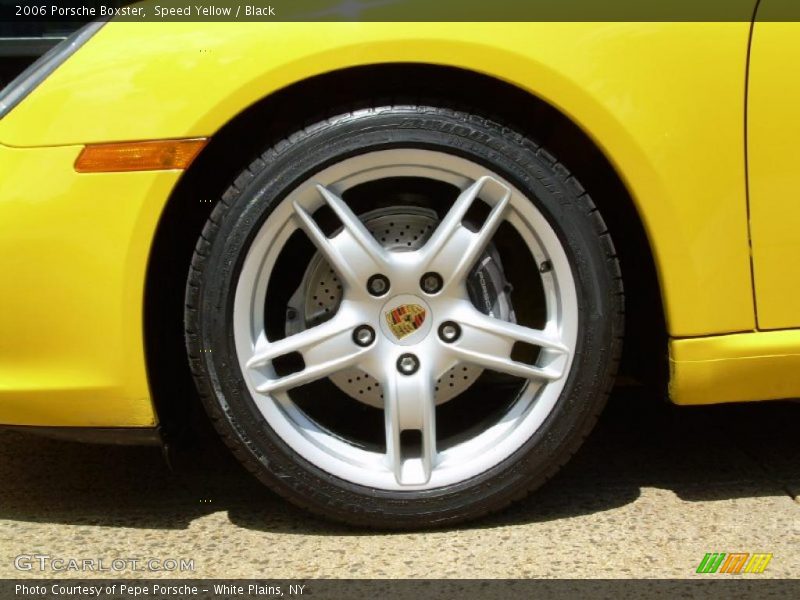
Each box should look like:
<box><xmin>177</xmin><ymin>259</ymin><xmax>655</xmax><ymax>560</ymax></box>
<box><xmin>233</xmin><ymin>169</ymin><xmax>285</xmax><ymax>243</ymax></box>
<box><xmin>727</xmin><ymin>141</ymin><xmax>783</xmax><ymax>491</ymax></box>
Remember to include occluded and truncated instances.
<box><xmin>2</xmin><ymin>425</ymin><xmax>163</xmax><ymax>446</ymax></box>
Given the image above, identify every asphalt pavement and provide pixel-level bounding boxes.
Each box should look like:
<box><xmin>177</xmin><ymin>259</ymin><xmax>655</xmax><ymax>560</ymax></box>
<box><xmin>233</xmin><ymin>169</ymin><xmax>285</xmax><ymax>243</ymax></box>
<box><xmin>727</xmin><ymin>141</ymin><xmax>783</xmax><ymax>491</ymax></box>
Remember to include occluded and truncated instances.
<box><xmin>0</xmin><ymin>389</ymin><xmax>797</xmax><ymax>579</ymax></box>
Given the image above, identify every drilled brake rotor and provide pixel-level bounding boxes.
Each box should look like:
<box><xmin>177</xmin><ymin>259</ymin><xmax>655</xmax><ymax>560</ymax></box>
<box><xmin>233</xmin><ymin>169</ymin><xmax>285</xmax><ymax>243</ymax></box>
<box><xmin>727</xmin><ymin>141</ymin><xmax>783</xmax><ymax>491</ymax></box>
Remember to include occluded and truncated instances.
<box><xmin>286</xmin><ymin>207</ymin><xmax>487</xmax><ymax>408</ymax></box>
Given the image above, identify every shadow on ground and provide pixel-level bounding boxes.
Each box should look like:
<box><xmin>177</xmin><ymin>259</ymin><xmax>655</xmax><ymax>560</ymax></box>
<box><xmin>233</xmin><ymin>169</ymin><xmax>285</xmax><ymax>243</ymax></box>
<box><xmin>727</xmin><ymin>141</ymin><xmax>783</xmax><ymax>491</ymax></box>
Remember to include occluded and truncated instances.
<box><xmin>0</xmin><ymin>390</ymin><xmax>797</xmax><ymax>534</ymax></box>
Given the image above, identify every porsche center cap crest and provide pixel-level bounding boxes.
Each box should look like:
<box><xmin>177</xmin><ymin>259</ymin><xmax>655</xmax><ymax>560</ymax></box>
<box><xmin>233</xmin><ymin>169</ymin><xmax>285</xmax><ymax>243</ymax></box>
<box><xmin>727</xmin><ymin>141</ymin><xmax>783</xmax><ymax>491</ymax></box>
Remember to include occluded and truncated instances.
<box><xmin>385</xmin><ymin>304</ymin><xmax>427</xmax><ymax>340</ymax></box>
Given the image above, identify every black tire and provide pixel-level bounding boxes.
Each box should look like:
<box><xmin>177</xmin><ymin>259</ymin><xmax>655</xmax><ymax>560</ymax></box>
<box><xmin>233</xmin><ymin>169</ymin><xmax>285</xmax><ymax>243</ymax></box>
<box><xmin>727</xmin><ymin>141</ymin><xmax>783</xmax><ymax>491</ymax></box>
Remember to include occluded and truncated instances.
<box><xmin>185</xmin><ymin>106</ymin><xmax>624</xmax><ymax>528</ymax></box>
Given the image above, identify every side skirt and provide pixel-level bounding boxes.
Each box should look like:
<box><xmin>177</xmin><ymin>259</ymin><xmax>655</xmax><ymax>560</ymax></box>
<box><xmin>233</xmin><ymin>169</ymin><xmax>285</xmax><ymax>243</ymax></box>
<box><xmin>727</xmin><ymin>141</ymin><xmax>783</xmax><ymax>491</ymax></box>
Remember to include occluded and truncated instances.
<box><xmin>670</xmin><ymin>330</ymin><xmax>800</xmax><ymax>404</ymax></box>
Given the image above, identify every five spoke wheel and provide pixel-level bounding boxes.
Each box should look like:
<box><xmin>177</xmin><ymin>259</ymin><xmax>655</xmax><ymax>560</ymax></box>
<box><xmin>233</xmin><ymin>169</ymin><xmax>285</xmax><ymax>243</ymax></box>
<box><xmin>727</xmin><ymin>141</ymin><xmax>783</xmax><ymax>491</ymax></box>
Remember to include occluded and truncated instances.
<box><xmin>189</xmin><ymin>107</ymin><xmax>622</xmax><ymax>527</ymax></box>
<box><xmin>236</xmin><ymin>154</ymin><xmax>576</xmax><ymax>488</ymax></box>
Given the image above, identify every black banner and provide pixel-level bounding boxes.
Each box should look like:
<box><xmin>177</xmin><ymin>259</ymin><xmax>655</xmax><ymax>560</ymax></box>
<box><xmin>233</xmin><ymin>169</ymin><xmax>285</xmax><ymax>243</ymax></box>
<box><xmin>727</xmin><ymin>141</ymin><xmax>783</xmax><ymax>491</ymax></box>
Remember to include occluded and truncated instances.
<box><xmin>3</xmin><ymin>579</ymin><xmax>800</xmax><ymax>600</ymax></box>
<box><xmin>2</xmin><ymin>0</ymin><xmax>800</xmax><ymax>23</ymax></box>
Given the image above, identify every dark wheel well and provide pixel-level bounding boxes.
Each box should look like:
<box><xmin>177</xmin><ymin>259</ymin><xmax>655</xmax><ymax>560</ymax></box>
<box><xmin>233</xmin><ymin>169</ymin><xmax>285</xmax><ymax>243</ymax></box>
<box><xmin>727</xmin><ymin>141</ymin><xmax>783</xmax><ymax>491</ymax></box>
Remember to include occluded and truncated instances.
<box><xmin>144</xmin><ymin>64</ymin><xmax>667</xmax><ymax>439</ymax></box>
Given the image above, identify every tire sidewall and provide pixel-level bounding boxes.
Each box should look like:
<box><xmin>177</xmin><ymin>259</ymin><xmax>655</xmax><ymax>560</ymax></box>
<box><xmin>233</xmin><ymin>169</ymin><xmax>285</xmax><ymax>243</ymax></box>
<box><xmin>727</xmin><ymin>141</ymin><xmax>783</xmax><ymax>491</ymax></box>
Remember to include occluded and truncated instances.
<box><xmin>190</xmin><ymin>107</ymin><xmax>621</xmax><ymax>525</ymax></box>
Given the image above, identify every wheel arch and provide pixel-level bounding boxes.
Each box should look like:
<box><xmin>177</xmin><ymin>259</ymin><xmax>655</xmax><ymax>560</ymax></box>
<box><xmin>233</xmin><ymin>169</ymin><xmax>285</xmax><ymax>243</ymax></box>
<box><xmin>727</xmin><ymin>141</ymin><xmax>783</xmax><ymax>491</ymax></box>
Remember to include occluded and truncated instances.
<box><xmin>144</xmin><ymin>63</ymin><xmax>667</xmax><ymax>436</ymax></box>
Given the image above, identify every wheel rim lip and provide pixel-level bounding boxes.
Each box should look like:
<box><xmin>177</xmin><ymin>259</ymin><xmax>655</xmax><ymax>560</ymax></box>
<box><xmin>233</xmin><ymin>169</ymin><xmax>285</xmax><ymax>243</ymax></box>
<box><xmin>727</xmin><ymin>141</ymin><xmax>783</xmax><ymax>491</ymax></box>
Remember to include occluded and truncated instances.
<box><xmin>233</xmin><ymin>148</ymin><xmax>579</xmax><ymax>491</ymax></box>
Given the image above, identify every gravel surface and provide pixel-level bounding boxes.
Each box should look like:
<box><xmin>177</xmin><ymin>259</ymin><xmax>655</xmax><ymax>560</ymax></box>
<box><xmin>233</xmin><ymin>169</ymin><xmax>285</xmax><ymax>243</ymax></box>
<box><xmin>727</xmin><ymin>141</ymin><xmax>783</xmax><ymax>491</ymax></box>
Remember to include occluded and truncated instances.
<box><xmin>0</xmin><ymin>390</ymin><xmax>797</xmax><ymax>579</ymax></box>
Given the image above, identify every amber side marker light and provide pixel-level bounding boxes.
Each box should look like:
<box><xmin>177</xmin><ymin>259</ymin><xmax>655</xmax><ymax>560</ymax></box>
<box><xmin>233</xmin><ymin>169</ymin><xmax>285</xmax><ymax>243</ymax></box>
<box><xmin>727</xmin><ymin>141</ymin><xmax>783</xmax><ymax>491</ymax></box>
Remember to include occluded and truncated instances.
<box><xmin>74</xmin><ymin>138</ymin><xmax>207</xmax><ymax>173</ymax></box>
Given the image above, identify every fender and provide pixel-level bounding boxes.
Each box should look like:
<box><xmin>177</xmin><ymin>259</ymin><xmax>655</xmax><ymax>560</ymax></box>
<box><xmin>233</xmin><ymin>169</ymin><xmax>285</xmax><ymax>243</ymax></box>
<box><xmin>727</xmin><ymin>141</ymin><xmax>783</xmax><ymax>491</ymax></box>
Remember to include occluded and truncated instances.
<box><xmin>0</xmin><ymin>22</ymin><xmax>758</xmax><ymax>426</ymax></box>
<box><xmin>0</xmin><ymin>22</ymin><xmax>755</xmax><ymax>337</ymax></box>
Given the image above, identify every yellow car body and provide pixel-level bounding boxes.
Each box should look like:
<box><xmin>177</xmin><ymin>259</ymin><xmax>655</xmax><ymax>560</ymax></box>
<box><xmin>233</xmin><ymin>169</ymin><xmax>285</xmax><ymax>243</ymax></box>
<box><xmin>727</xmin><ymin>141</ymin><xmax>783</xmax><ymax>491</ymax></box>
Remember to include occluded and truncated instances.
<box><xmin>1</xmin><ymin>16</ymin><xmax>799</xmax><ymax>428</ymax></box>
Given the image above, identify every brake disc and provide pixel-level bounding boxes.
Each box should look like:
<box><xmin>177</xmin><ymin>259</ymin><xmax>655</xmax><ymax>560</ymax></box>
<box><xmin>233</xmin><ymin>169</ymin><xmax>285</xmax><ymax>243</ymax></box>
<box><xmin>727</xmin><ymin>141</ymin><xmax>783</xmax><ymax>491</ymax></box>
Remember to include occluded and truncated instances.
<box><xmin>285</xmin><ymin>206</ymin><xmax>514</xmax><ymax>408</ymax></box>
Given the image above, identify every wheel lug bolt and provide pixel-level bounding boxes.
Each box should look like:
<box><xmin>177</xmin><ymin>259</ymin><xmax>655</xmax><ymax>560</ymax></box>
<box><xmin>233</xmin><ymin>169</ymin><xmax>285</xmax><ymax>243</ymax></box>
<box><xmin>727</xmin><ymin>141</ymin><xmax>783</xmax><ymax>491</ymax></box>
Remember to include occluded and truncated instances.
<box><xmin>438</xmin><ymin>321</ymin><xmax>461</xmax><ymax>343</ymax></box>
<box><xmin>353</xmin><ymin>325</ymin><xmax>376</xmax><ymax>347</ymax></box>
<box><xmin>367</xmin><ymin>274</ymin><xmax>390</xmax><ymax>297</ymax></box>
<box><xmin>420</xmin><ymin>272</ymin><xmax>443</xmax><ymax>295</ymax></box>
<box><xmin>397</xmin><ymin>353</ymin><xmax>420</xmax><ymax>375</ymax></box>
